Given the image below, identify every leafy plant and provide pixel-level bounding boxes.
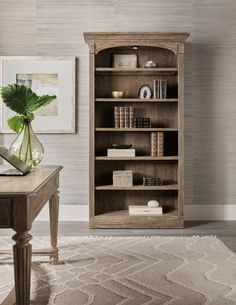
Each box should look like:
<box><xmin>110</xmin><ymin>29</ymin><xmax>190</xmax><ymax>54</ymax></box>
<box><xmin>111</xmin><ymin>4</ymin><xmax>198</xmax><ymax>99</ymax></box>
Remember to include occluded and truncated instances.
<box><xmin>0</xmin><ymin>84</ymin><xmax>56</xmax><ymax>133</ymax></box>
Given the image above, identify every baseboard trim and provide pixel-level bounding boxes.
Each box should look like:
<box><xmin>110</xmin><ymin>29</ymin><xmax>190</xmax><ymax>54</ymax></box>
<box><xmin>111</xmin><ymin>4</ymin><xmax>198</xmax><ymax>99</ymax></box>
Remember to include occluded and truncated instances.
<box><xmin>36</xmin><ymin>205</ymin><xmax>89</xmax><ymax>222</ymax></box>
<box><xmin>184</xmin><ymin>204</ymin><xmax>236</xmax><ymax>221</ymax></box>
<box><xmin>35</xmin><ymin>204</ymin><xmax>236</xmax><ymax>222</ymax></box>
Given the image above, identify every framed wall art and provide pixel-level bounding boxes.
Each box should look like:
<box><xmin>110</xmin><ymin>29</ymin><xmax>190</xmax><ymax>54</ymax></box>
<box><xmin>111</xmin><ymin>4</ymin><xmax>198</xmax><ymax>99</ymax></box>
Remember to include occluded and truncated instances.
<box><xmin>0</xmin><ymin>56</ymin><xmax>75</xmax><ymax>133</ymax></box>
<box><xmin>113</xmin><ymin>54</ymin><xmax>137</xmax><ymax>68</ymax></box>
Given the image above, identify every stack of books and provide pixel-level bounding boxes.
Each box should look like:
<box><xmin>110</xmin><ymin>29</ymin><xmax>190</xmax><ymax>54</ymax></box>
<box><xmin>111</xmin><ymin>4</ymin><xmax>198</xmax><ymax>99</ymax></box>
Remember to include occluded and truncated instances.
<box><xmin>143</xmin><ymin>177</ymin><xmax>162</xmax><ymax>186</ymax></box>
<box><xmin>153</xmin><ymin>80</ymin><xmax>167</xmax><ymax>99</ymax></box>
<box><xmin>113</xmin><ymin>170</ymin><xmax>133</xmax><ymax>187</ymax></box>
<box><xmin>129</xmin><ymin>205</ymin><xmax>163</xmax><ymax>215</ymax></box>
<box><xmin>114</xmin><ymin>106</ymin><xmax>134</xmax><ymax>128</ymax></box>
<box><xmin>135</xmin><ymin>117</ymin><xmax>151</xmax><ymax>128</ymax></box>
<box><xmin>107</xmin><ymin>148</ymin><xmax>135</xmax><ymax>157</ymax></box>
<box><xmin>151</xmin><ymin>132</ymin><xmax>164</xmax><ymax>157</ymax></box>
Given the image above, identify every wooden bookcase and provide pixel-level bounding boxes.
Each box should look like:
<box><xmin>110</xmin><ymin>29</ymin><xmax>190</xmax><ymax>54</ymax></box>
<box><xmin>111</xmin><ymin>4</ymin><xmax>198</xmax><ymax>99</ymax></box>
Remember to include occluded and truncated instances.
<box><xmin>84</xmin><ymin>32</ymin><xmax>189</xmax><ymax>228</ymax></box>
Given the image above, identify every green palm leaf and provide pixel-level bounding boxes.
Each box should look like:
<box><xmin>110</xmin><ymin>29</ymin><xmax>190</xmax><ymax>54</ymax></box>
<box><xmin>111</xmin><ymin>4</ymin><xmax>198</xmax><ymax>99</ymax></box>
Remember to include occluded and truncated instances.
<box><xmin>0</xmin><ymin>84</ymin><xmax>56</xmax><ymax>117</ymax></box>
<box><xmin>30</xmin><ymin>94</ymin><xmax>57</xmax><ymax>112</ymax></box>
<box><xmin>7</xmin><ymin>115</ymin><xmax>25</xmax><ymax>133</ymax></box>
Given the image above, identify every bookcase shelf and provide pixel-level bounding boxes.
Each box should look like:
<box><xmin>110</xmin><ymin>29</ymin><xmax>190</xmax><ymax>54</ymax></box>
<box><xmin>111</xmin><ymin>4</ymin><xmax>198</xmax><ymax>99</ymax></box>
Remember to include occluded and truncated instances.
<box><xmin>95</xmin><ymin>156</ymin><xmax>178</xmax><ymax>161</ymax></box>
<box><xmin>96</xmin><ymin>128</ymin><xmax>178</xmax><ymax>132</ymax></box>
<box><xmin>84</xmin><ymin>32</ymin><xmax>189</xmax><ymax>229</ymax></box>
<box><xmin>95</xmin><ymin>184</ymin><xmax>178</xmax><ymax>190</ymax></box>
<box><xmin>94</xmin><ymin>209</ymin><xmax>178</xmax><ymax>218</ymax></box>
<box><xmin>95</xmin><ymin>67</ymin><xmax>178</xmax><ymax>76</ymax></box>
<box><xmin>96</xmin><ymin>98</ymin><xmax>178</xmax><ymax>103</ymax></box>
<box><xmin>91</xmin><ymin>209</ymin><xmax>181</xmax><ymax>229</ymax></box>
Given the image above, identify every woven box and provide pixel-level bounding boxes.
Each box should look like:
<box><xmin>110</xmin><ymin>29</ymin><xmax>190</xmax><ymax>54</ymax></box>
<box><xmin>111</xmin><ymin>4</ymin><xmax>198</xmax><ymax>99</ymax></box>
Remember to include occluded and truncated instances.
<box><xmin>113</xmin><ymin>170</ymin><xmax>133</xmax><ymax>187</ymax></box>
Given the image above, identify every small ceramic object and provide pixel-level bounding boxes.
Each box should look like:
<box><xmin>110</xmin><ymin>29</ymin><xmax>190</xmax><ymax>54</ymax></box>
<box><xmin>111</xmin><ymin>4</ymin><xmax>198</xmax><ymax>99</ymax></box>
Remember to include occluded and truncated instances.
<box><xmin>138</xmin><ymin>85</ymin><xmax>152</xmax><ymax>99</ymax></box>
<box><xmin>144</xmin><ymin>60</ymin><xmax>159</xmax><ymax>68</ymax></box>
<box><xmin>147</xmin><ymin>200</ymin><xmax>160</xmax><ymax>208</ymax></box>
<box><xmin>112</xmin><ymin>91</ymin><xmax>124</xmax><ymax>98</ymax></box>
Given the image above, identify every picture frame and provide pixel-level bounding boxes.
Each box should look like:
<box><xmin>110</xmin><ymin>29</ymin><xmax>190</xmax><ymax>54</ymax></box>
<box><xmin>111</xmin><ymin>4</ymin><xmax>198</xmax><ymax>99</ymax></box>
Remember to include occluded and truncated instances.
<box><xmin>113</xmin><ymin>54</ymin><xmax>137</xmax><ymax>68</ymax></box>
<box><xmin>0</xmin><ymin>56</ymin><xmax>76</xmax><ymax>133</ymax></box>
<box><xmin>138</xmin><ymin>85</ymin><xmax>152</xmax><ymax>99</ymax></box>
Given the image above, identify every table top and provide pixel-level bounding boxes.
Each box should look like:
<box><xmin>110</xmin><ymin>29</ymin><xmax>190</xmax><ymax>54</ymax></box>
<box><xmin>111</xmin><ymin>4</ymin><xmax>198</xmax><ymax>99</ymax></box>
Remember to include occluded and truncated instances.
<box><xmin>0</xmin><ymin>165</ymin><xmax>63</xmax><ymax>195</ymax></box>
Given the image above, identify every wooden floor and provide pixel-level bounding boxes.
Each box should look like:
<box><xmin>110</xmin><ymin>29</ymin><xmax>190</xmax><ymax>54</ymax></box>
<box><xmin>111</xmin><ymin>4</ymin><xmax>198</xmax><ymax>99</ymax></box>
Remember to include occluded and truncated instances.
<box><xmin>1</xmin><ymin>221</ymin><xmax>236</xmax><ymax>253</ymax></box>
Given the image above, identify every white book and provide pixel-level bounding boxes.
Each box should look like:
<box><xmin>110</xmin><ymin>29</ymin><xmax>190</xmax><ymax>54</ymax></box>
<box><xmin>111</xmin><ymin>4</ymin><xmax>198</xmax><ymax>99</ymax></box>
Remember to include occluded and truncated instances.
<box><xmin>160</xmin><ymin>80</ymin><xmax>162</xmax><ymax>99</ymax></box>
<box><xmin>129</xmin><ymin>205</ymin><xmax>163</xmax><ymax>215</ymax></box>
<box><xmin>107</xmin><ymin>149</ymin><xmax>135</xmax><ymax>157</ymax></box>
<box><xmin>153</xmin><ymin>80</ymin><xmax>156</xmax><ymax>99</ymax></box>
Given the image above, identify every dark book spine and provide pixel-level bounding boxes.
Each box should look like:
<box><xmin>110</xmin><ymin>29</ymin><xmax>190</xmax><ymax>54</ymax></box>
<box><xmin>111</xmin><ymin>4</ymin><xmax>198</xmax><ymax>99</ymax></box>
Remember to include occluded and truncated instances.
<box><xmin>120</xmin><ymin>107</ymin><xmax>125</xmax><ymax>128</ymax></box>
<box><xmin>124</xmin><ymin>106</ymin><xmax>129</xmax><ymax>128</ymax></box>
<box><xmin>160</xmin><ymin>80</ymin><xmax>167</xmax><ymax>99</ymax></box>
<box><xmin>114</xmin><ymin>106</ymin><xmax>120</xmax><ymax>128</ymax></box>
<box><xmin>157</xmin><ymin>132</ymin><xmax>164</xmax><ymax>156</ymax></box>
<box><xmin>129</xmin><ymin>106</ymin><xmax>134</xmax><ymax>128</ymax></box>
<box><xmin>135</xmin><ymin>118</ymin><xmax>151</xmax><ymax>128</ymax></box>
<box><xmin>151</xmin><ymin>132</ymin><xmax>157</xmax><ymax>156</ymax></box>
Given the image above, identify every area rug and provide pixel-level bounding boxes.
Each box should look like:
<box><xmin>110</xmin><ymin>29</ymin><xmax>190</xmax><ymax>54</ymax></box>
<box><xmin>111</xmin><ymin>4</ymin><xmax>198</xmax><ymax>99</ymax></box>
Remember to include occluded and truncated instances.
<box><xmin>0</xmin><ymin>236</ymin><xmax>236</xmax><ymax>305</ymax></box>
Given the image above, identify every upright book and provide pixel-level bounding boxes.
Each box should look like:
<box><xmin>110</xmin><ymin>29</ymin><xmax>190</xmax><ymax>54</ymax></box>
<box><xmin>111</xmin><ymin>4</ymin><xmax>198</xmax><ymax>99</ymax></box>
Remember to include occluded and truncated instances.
<box><xmin>114</xmin><ymin>106</ymin><xmax>135</xmax><ymax>128</ymax></box>
<box><xmin>150</xmin><ymin>132</ymin><xmax>164</xmax><ymax>156</ymax></box>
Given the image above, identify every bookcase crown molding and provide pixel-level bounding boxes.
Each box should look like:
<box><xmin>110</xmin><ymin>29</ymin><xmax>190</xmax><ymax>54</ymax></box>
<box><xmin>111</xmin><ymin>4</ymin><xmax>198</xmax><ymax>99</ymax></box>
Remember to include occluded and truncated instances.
<box><xmin>84</xmin><ymin>32</ymin><xmax>190</xmax><ymax>43</ymax></box>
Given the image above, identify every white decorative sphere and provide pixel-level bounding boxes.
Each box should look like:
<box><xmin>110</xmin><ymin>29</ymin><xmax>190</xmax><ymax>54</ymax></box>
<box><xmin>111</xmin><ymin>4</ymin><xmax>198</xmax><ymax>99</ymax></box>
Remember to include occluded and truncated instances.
<box><xmin>147</xmin><ymin>200</ymin><xmax>159</xmax><ymax>208</ymax></box>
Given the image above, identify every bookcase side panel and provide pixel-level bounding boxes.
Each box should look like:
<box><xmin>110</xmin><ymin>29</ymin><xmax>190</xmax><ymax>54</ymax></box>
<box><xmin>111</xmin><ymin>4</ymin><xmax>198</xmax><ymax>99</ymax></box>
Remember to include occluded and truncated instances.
<box><xmin>177</xmin><ymin>44</ymin><xmax>184</xmax><ymax>217</ymax></box>
<box><xmin>89</xmin><ymin>49</ymin><xmax>95</xmax><ymax>219</ymax></box>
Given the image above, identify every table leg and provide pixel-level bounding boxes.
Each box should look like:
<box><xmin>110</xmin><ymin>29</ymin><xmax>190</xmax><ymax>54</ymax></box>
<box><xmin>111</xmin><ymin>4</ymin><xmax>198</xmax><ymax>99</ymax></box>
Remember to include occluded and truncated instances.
<box><xmin>49</xmin><ymin>190</ymin><xmax>59</xmax><ymax>264</ymax></box>
<box><xmin>12</xmin><ymin>231</ymin><xmax>32</xmax><ymax>305</ymax></box>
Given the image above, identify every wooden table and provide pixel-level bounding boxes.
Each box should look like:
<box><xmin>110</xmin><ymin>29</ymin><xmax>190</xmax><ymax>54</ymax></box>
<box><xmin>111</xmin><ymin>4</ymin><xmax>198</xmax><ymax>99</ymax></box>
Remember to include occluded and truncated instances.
<box><xmin>0</xmin><ymin>165</ymin><xmax>63</xmax><ymax>305</ymax></box>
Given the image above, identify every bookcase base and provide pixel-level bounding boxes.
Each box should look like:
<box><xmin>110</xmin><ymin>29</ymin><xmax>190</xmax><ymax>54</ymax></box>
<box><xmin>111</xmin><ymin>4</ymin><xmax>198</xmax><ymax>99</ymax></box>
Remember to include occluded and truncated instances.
<box><xmin>89</xmin><ymin>215</ymin><xmax>184</xmax><ymax>229</ymax></box>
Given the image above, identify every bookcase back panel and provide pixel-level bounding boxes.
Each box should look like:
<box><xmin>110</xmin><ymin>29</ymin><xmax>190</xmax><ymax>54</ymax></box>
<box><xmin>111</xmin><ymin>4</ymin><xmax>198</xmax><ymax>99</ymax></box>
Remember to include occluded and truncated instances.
<box><xmin>95</xmin><ymin>190</ymin><xmax>178</xmax><ymax>215</ymax></box>
<box><xmin>95</xmin><ymin>161</ymin><xmax>178</xmax><ymax>186</ymax></box>
<box><xmin>95</xmin><ymin>46</ymin><xmax>177</xmax><ymax>68</ymax></box>
<box><xmin>95</xmin><ymin>103</ymin><xmax>178</xmax><ymax>128</ymax></box>
<box><xmin>95</xmin><ymin>131</ymin><xmax>178</xmax><ymax>156</ymax></box>
<box><xmin>95</xmin><ymin>75</ymin><xmax>178</xmax><ymax>98</ymax></box>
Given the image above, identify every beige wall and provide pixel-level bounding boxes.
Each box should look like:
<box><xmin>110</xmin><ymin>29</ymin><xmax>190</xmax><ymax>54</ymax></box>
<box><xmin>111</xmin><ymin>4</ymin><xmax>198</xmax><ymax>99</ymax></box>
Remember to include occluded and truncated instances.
<box><xmin>0</xmin><ymin>0</ymin><xmax>235</xmax><ymax>212</ymax></box>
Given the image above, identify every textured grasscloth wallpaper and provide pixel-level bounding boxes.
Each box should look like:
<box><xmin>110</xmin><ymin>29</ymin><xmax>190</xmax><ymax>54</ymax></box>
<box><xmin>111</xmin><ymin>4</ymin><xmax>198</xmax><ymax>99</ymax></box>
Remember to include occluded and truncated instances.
<box><xmin>0</xmin><ymin>0</ymin><xmax>236</xmax><ymax>207</ymax></box>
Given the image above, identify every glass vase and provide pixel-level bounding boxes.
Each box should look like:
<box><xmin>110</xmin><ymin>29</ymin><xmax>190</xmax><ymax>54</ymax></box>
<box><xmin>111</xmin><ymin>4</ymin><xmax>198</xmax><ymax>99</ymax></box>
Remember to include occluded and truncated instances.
<box><xmin>9</xmin><ymin>122</ymin><xmax>44</xmax><ymax>167</ymax></box>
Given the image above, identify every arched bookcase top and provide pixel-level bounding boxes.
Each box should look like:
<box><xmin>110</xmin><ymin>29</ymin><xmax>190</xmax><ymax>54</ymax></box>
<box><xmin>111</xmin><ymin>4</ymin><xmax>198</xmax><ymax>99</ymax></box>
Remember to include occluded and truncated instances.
<box><xmin>84</xmin><ymin>32</ymin><xmax>190</xmax><ymax>55</ymax></box>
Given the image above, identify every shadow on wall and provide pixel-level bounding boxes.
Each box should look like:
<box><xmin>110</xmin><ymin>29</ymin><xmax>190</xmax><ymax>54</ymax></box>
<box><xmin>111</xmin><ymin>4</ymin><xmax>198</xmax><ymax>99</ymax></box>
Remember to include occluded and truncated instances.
<box><xmin>184</xmin><ymin>41</ymin><xmax>193</xmax><ymax>206</ymax></box>
<box><xmin>192</xmin><ymin>42</ymin><xmax>234</xmax><ymax>216</ymax></box>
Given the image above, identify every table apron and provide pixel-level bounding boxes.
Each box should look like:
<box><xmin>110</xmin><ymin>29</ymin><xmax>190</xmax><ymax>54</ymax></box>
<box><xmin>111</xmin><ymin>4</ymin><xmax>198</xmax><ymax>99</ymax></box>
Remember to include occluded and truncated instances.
<box><xmin>0</xmin><ymin>198</ymin><xmax>12</xmax><ymax>227</ymax></box>
<box><xmin>0</xmin><ymin>173</ymin><xmax>59</xmax><ymax>229</ymax></box>
<box><xmin>29</xmin><ymin>174</ymin><xmax>59</xmax><ymax>222</ymax></box>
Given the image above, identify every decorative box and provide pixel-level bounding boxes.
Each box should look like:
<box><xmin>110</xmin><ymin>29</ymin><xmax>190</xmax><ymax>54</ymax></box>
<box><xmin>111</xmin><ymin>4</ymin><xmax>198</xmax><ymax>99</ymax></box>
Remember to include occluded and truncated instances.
<box><xmin>113</xmin><ymin>170</ymin><xmax>133</xmax><ymax>187</ymax></box>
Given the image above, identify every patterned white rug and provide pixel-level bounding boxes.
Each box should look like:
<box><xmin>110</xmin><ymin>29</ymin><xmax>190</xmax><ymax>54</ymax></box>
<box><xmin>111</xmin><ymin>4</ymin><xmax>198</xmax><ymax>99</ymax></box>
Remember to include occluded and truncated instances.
<box><xmin>0</xmin><ymin>236</ymin><xmax>236</xmax><ymax>305</ymax></box>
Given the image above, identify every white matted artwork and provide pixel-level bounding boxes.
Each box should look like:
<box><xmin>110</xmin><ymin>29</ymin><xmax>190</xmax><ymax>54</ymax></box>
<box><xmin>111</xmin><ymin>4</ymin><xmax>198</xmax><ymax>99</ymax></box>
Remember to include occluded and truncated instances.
<box><xmin>0</xmin><ymin>56</ymin><xmax>75</xmax><ymax>133</ymax></box>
